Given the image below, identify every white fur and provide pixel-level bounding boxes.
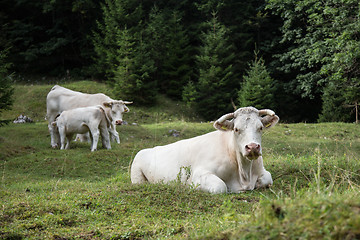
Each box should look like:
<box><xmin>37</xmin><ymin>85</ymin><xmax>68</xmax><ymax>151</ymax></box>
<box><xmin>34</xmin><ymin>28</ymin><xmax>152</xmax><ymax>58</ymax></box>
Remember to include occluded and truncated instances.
<box><xmin>131</xmin><ymin>107</ymin><xmax>279</xmax><ymax>194</ymax></box>
<box><xmin>46</xmin><ymin>85</ymin><xmax>131</xmax><ymax>148</ymax></box>
<box><xmin>54</xmin><ymin>106</ymin><xmax>116</xmax><ymax>151</ymax></box>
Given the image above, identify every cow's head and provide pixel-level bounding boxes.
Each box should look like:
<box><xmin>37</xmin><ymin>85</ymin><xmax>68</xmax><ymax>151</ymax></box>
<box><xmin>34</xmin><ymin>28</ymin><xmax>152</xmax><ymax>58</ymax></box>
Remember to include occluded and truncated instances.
<box><xmin>103</xmin><ymin>100</ymin><xmax>133</xmax><ymax>125</ymax></box>
<box><xmin>213</xmin><ymin>107</ymin><xmax>279</xmax><ymax>160</ymax></box>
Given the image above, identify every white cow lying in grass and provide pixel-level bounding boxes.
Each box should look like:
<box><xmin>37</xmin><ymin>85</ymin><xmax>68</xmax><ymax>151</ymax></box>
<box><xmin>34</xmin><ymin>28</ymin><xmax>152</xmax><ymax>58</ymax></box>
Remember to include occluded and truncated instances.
<box><xmin>131</xmin><ymin>107</ymin><xmax>279</xmax><ymax>193</ymax></box>
<box><xmin>53</xmin><ymin>102</ymin><xmax>124</xmax><ymax>151</ymax></box>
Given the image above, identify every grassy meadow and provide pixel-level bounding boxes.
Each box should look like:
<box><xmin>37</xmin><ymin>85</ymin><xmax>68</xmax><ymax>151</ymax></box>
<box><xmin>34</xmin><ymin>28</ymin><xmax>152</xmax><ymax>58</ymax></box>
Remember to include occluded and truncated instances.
<box><xmin>1</xmin><ymin>81</ymin><xmax>360</xmax><ymax>239</ymax></box>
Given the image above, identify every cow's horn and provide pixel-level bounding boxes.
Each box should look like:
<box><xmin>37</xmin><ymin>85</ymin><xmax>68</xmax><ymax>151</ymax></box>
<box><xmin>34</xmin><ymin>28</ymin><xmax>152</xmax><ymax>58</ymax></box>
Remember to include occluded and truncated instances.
<box><xmin>124</xmin><ymin>101</ymin><xmax>133</xmax><ymax>104</ymax></box>
<box><xmin>213</xmin><ymin>113</ymin><xmax>235</xmax><ymax>131</ymax></box>
<box><xmin>258</xmin><ymin>109</ymin><xmax>275</xmax><ymax>116</ymax></box>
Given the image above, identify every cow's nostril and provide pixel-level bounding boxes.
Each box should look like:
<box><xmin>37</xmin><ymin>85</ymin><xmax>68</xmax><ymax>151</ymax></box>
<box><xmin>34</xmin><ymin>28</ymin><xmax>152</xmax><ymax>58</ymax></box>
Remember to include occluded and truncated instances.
<box><xmin>245</xmin><ymin>143</ymin><xmax>260</xmax><ymax>152</ymax></box>
<box><xmin>115</xmin><ymin>120</ymin><xmax>123</xmax><ymax>125</ymax></box>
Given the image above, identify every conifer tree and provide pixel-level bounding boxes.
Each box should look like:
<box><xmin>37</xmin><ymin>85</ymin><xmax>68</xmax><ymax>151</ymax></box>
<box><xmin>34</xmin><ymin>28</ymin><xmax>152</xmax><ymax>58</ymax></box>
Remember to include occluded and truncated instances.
<box><xmin>145</xmin><ymin>5</ymin><xmax>167</xmax><ymax>77</ymax></box>
<box><xmin>94</xmin><ymin>0</ymin><xmax>157</xmax><ymax>104</ymax></box>
<box><xmin>146</xmin><ymin>7</ymin><xmax>192</xmax><ymax>100</ymax></box>
<box><xmin>182</xmin><ymin>81</ymin><xmax>197</xmax><ymax>107</ymax></box>
<box><xmin>160</xmin><ymin>11</ymin><xmax>192</xmax><ymax>100</ymax></box>
<box><xmin>112</xmin><ymin>27</ymin><xmax>138</xmax><ymax>98</ymax></box>
<box><xmin>93</xmin><ymin>0</ymin><xmax>129</xmax><ymax>78</ymax></box>
<box><xmin>0</xmin><ymin>50</ymin><xmax>13</xmax><ymax>125</ymax></box>
<box><xmin>238</xmin><ymin>52</ymin><xmax>276</xmax><ymax>110</ymax></box>
<box><xmin>112</xmin><ymin>26</ymin><xmax>157</xmax><ymax>104</ymax></box>
<box><xmin>190</xmin><ymin>12</ymin><xmax>236</xmax><ymax>120</ymax></box>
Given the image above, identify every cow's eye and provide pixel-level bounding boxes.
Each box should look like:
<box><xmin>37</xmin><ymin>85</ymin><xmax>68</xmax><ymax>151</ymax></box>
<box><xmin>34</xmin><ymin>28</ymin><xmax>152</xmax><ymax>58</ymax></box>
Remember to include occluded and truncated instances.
<box><xmin>234</xmin><ymin>128</ymin><xmax>239</xmax><ymax>133</ymax></box>
<box><xmin>259</xmin><ymin>126</ymin><xmax>263</xmax><ymax>131</ymax></box>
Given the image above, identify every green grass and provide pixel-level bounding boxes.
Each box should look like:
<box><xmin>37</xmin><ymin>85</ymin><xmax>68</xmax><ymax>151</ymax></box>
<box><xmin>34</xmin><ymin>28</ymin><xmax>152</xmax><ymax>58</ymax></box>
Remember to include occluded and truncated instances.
<box><xmin>1</xmin><ymin>80</ymin><xmax>200</xmax><ymax>124</ymax></box>
<box><xmin>1</xmin><ymin>81</ymin><xmax>360</xmax><ymax>239</ymax></box>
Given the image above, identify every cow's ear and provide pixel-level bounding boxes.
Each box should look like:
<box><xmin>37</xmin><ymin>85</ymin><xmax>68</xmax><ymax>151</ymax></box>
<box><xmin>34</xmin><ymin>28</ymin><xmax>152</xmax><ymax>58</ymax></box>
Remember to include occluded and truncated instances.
<box><xmin>103</xmin><ymin>102</ymin><xmax>112</xmax><ymax>108</ymax></box>
<box><xmin>124</xmin><ymin>106</ymin><xmax>130</xmax><ymax>112</ymax></box>
<box><xmin>213</xmin><ymin>113</ymin><xmax>235</xmax><ymax>131</ymax></box>
<box><xmin>261</xmin><ymin>115</ymin><xmax>279</xmax><ymax>129</ymax></box>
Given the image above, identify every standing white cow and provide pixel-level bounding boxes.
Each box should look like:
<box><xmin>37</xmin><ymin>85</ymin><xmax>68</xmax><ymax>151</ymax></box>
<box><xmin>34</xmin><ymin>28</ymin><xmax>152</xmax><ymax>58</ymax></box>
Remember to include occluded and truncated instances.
<box><xmin>130</xmin><ymin>107</ymin><xmax>279</xmax><ymax>194</ymax></box>
<box><xmin>46</xmin><ymin>85</ymin><xmax>132</xmax><ymax>148</ymax></box>
<box><xmin>53</xmin><ymin>105</ymin><xmax>115</xmax><ymax>151</ymax></box>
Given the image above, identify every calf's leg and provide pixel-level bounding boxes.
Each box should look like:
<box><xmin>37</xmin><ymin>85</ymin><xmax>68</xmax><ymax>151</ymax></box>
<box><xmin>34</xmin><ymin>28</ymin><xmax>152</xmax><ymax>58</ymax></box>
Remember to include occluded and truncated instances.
<box><xmin>89</xmin><ymin>128</ymin><xmax>100</xmax><ymax>151</ymax></box>
<box><xmin>58</xmin><ymin>126</ymin><xmax>67</xmax><ymax>150</ymax></box>
<box><xmin>65</xmin><ymin>134</ymin><xmax>73</xmax><ymax>149</ymax></box>
<box><xmin>100</xmin><ymin>125</ymin><xmax>111</xmax><ymax>150</ymax></box>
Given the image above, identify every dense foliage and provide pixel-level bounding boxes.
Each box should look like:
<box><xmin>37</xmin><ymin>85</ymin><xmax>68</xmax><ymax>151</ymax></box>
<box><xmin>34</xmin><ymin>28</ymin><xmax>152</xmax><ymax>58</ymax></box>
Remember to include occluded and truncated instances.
<box><xmin>0</xmin><ymin>0</ymin><xmax>359</xmax><ymax>122</ymax></box>
<box><xmin>0</xmin><ymin>0</ymin><xmax>100</xmax><ymax>76</ymax></box>
<box><xmin>0</xmin><ymin>50</ymin><xmax>14</xmax><ymax>125</ymax></box>
<box><xmin>267</xmin><ymin>0</ymin><xmax>360</xmax><ymax>122</ymax></box>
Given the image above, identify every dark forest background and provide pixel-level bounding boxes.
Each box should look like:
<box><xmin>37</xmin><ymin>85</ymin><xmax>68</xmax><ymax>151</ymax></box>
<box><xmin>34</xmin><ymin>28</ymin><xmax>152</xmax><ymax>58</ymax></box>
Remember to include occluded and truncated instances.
<box><xmin>0</xmin><ymin>0</ymin><xmax>359</xmax><ymax>122</ymax></box>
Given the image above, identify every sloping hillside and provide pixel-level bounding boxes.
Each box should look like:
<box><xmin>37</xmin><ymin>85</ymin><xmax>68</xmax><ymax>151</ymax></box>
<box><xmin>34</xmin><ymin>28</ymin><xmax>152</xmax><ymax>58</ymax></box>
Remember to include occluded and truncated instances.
<box><xmin>1</xmin><ymin>80</ymin><xmax>200</xmax><ymax>124</ymax></box>
<box><xmin>0</xmin><ymin>81</ymin><xmax>359</xmax><ymax>239</ymax></box>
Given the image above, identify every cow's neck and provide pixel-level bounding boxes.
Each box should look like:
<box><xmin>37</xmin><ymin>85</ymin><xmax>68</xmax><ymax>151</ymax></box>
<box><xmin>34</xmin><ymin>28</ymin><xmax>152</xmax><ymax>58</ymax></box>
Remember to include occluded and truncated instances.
<box><xmin>236</xmin><ymin>150</ymin><xmax>253</xmax><ymax>183</ymax></box>
<box><xmin>229</xmin><ymin>134</ymin><xmax>253</xmax><ymax>184</ymax></box>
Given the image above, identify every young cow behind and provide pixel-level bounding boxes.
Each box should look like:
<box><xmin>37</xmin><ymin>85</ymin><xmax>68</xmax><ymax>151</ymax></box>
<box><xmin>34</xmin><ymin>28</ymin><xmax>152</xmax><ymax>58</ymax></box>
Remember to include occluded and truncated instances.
<box><xmin>53</xmin><ymin>102</ymin><xmax>125</xmax><ymax>151</ymax></box>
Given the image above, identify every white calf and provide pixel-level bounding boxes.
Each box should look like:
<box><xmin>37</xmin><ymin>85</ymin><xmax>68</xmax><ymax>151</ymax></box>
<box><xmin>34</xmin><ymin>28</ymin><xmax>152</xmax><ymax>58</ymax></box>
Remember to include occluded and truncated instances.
<box><xmin>53</xmin><ymin>105</ymin><xmax>115</xmax><ymax>151</ymax></box>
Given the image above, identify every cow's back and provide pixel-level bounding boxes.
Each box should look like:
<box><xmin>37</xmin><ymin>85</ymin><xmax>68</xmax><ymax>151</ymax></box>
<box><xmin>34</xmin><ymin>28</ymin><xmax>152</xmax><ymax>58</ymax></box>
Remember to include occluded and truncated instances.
<box><xmin>56</xmin><ymin>106</ymin><xmax>104</xmax><ymax>133</ymax></box>
<box><xmin>131</xmin><ymin>131</ymin><xmax>231</xmax><ymax>184</ymax></box>
<box><xmin>46</xmin><ymin>85</ymin><xmax>112</xmax><ymax>117</ymax></box>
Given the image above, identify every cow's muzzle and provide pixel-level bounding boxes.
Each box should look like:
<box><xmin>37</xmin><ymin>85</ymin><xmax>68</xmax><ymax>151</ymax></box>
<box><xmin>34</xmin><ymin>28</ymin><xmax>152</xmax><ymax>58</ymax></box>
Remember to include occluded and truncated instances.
<box><xmin>115</xmin><ymin>120</ymin><xmax>123</xmax><ymax>125</ymax></box>
<box><xmin>245</xmin><ymin>143</ymin><xmax>261</xmax><ymax>160</ymax></box>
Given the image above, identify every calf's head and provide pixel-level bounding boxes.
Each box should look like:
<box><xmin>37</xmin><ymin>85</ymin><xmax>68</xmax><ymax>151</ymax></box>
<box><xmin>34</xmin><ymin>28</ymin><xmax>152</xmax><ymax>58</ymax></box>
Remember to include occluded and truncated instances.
<box><xmin>103</xmin><ymin>100</ymin><xmax>133</xmax><ymax>125</ymax></box>
<box><xmin>214</xmin><ymin>107</ymin><xmax>279</xmax><ymax>160</ymax></box>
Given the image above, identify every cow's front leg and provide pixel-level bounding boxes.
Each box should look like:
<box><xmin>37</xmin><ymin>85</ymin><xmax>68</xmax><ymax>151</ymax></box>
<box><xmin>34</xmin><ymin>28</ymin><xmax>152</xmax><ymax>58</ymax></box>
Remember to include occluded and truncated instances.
<box><xmin>109</xmin><ymin>124</ymin><xmax>120</xmax><ymax>144</ymax></box>
<box><xmin>192</xmin><ymin>171</ymin><xmax>227</xmax><ymax>194</ymax></box>
<box><xmin>255</xmin><ymin>170</ymin><xmax>273</xmax><ymax>189</ymax></box>
<box><xmin>49</xmin><ymin>120</ymin><xmax>60</xmax><ymax>148</ymax></box>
